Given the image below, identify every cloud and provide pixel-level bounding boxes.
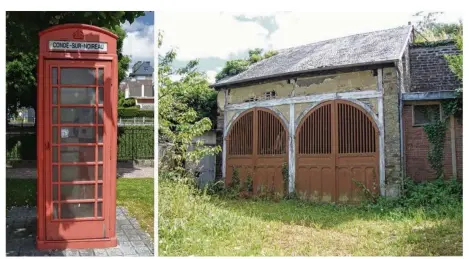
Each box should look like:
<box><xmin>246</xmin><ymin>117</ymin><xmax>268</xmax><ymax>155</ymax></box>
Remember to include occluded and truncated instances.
<box><xmin>122</xmin><ymin>20</ymin><xmax>154</xmax><ymax>66</ymax></box>
<box><xmin>206</xmin><ymin>70</ymin><xmax>218</xmax><ymax>84</ymax></box>
<box><xmin>157</xmin><ymin>12</ymin><xmax>269</xmax><ymax>61</ymax></box>
<box><xmin>122</xmin><ymin>20</ymin><xmax>147</xmax><ymax>32</ymax></box>
<box><xmin>268</xmin><ymin>12</ymin><xmax>463</xmax><ymax>50</ymax></box>
<box><xmin>160</xmin><ymin>12</ymin><xmax>463</xmax><ymax>75</ymax></box>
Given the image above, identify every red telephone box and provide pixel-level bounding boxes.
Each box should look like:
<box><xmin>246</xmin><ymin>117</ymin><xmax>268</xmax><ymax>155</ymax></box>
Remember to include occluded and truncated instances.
<box><xmin>36</xmin><ymin>24</ymin><xmax>118</xmax><ymax>249</ymax></box>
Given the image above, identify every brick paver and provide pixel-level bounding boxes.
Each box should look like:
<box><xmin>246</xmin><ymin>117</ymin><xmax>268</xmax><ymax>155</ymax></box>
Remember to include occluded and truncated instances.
<box><xmin>6</xmin><ymin>206</ymin><xmax>154</xmax><ymax>257</ymax></box>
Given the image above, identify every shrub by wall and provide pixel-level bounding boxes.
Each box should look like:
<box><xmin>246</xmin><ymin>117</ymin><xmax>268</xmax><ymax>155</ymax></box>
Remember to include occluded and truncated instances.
<box><xmin>118</xmin><ymin>107</ymin><xmax>154</xmax><ymax>118</ymax></box>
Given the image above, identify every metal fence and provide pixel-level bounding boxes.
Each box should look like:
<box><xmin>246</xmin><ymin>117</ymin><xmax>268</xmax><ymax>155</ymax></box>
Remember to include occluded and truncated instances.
<box><xmin>6</xmin><ymin>126</ymin><xmax>154</xmax><ymax>161</ymax></box>
<box><xmin>118</xmin><ymin>117</ymin><xmax>154</xmax><ymax>126</ymax></box>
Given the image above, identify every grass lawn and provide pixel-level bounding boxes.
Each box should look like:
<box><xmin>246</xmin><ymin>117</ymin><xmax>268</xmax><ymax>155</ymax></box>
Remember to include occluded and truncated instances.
<box><xmin>6</xmin><ymin>178</ymin><xmax>154</xmax><ymax>238</ymax></box>
<box><xmin>159</xmin><ymin>178</ymin><xmax>462</xmax><ymax>256</ymax></box>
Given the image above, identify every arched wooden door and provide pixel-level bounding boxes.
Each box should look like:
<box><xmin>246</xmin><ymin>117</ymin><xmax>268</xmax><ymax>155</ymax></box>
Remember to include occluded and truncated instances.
<box><xmin>226</xmin><ymin>108</ymin><xmax>288</xmax><ymax>194</ymax></box>
<box><xmin>296</xmin><ymin>100</ymin><xmax>379</xmax><ymax>202</ymax></box>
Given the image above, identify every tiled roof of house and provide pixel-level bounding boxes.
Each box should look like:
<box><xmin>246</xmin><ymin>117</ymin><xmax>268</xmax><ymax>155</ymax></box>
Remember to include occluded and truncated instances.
<box><xmin>213</xmin><ymin>25</ymin><xmax>413</xmax><ymax>88</ymax></box>
<box><xmin>130</xmin><ymin>61</ymin><xmax>154</xmax><ymax>76</ymax></box>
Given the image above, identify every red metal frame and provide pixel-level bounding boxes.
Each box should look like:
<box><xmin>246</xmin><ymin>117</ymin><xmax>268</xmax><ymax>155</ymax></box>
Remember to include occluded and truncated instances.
<box><xmin>37</xmin><ymin>24</ymin><xmax>118</xmax><ymax>249</ymax></box>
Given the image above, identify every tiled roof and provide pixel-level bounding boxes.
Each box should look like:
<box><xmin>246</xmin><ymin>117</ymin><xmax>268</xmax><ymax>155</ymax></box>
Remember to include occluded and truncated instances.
<box><xmin>213</xmin><ymin>25</ymin><xmax>412</xmax><ymax>88</ymax></box>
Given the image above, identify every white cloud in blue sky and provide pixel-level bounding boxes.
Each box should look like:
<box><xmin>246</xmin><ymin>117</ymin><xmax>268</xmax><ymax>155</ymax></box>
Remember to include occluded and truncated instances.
<box><xmin>157</xmin><ymin>11</ymin><xmax>462</xmax><ymax>83</ymax></box>
<box><xmin>122</xmin><ymin>13</ymin><xmax>154</xmax><ymax>72</ymax></box>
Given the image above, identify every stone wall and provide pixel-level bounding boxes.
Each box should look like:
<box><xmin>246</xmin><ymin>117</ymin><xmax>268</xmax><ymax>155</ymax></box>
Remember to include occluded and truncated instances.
<box><xmin>409</xmin><ymin>42</ymin><xmax>461</xmax><ymax>92</ymax></box>
<box><xmin>382</xmin><ymin>67</ymin><xmax>402</xmax><ymax>197</ymax></box>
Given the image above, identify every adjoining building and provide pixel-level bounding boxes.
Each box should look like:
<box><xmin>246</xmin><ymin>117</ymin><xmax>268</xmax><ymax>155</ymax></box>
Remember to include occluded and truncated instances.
<box><xmin>212</xmin><ymin>25</ymin><xmax>462</xmax><ymax>202</ymax></box>
<box><xmin>120</xmin><ymin>61</ymin><xmax>154</xmax><ymax>110</ymax></box>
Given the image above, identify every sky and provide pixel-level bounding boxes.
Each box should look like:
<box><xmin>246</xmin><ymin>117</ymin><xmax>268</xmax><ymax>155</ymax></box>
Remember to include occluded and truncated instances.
<box><xmin>122</xmin><ymin>11</ymin><xmax>155</xmax><ymax>73</ymax></box>
<box><xmin>157</xmin><ymin>11</ymin><xmax>463</xmax><ymax>83</ymax></box>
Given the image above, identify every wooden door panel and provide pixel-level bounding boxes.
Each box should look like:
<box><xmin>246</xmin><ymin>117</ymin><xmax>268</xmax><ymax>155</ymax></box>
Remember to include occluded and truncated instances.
<box><xmin>226</xmin><ymin>108</ymin><xmax>288</xmax><ymax>196</ymax></box>
<box><xmin>296</xmin><ymin>100</ymin><xmax>379</xmax><ymax>203</ymax></box>
<box><xmin>320</xmin><ymin>167</ymin><xmax>335</xmax><ymax>202</ymax></box>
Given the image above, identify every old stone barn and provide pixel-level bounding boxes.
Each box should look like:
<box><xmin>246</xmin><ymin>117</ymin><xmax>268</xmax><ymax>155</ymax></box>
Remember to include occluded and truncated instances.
<box><xmin>212</xmin><ymin>25</ymin><xmax>462</xmax><ymax>202</ymax></box>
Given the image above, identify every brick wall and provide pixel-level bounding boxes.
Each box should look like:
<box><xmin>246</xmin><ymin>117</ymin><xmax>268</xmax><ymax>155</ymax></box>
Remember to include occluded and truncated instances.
<box><xmin>409</xmin><ymin>42</ymin><xmax>461</xmax><ymax>92</ymax></box>
<box><xmin>403</xmin><ymin>103</ymin><xmax>462</xmax><ymax>181</ymax></box>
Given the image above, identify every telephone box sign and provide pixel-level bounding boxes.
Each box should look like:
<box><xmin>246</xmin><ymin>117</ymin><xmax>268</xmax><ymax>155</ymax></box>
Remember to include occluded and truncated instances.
<box><xmin>49</xmin><ymin>40</ymin><xmax>108</xmax><ymax>52</ymax></box>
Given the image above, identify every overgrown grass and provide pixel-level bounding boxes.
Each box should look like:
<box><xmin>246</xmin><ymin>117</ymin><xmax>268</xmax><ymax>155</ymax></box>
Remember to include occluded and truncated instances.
<box><xmin>158</xmin><ymin>176</ymin><xmax>462</xmax><ymax>256</ymax></box>
<box><xmin>6</xmin><ymin>178</ymin><xmax>154</xmax><ymax>238</ymax></box>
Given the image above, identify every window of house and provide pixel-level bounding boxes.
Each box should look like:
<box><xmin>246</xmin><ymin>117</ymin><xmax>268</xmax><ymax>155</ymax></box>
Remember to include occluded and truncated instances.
<box><xmin>413</xmin><ymin>104</ymin><xmax>441</xmax><ymax>126</ymax></box>
<box><xmin>264</xmin><ymin>90</ymin><xmax>276</xmax><ymax>100</ymax></box>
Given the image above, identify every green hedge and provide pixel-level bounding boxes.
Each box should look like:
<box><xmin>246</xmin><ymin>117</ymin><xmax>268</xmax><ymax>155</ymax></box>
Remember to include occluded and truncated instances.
<box><xmin>7</xmin><ymin>126</ymin><xmax>154</xmax><ymax>161</ymax></box>
<box><xmin>118</xmin><ymin>107</ymin><xmax>154</xmax><ymax>118</ymax></box>
<box><xmin>117</xmin><ymin>126</ymin><xmax>154</xmax><ymax>160</ymax></box>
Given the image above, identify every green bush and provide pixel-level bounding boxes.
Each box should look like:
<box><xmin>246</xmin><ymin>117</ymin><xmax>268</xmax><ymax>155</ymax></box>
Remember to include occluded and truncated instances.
<box><xmin>400</xmin><ymin>177</ymin><xmax>462</xmax><ymax>207</ymax></box>
<box><xmin>363</xmin><ymin>178</ymin><xmax>462</xmax><ymax>218</ymax></box>
<box><xmin>118</xmin><ymin>107</ymin><xmax>154</xmax><ymax>118</ymax></box>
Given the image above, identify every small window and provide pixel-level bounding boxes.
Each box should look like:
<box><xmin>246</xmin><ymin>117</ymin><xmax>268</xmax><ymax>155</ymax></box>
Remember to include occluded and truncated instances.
<box><xmin>413</xmin><ymin>104</ymin><xmax>441</xmax><ymax>126</ymax></box>
<box><xmin>264</xmin><ymin>90</ymin><xmax>276</xmax><ymax>100</ymax></box>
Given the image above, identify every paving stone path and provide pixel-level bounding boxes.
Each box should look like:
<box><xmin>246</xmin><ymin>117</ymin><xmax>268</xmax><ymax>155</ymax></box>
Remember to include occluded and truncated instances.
<box><xmin>6</xmin><ymin>206</ymin><xmax>154</xmax><ymax>256</ymax></box>
<box><xmin>6</xmin><ymin>167</ymin><xmax>154</xmax><ymax>179</ymax></box>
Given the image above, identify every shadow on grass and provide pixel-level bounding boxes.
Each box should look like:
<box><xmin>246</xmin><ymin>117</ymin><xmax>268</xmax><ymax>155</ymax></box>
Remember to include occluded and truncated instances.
<box><xmin>206</xmin><ymin>195</ymin><xmax>462</xmax><ymax>230</ymax></box>
<box><xmin>404</xmin><ymin>220</ymin><xmax>463</xmax><ymax>256</ymax></box>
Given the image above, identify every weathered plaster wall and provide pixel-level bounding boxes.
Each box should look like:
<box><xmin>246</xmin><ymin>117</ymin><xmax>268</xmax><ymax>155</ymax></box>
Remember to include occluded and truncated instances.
<box><xmin>294</xmin><ymin>103</ymin><xmax>315</xmax><ymax>122</ymax></box>
<box><xmin>382</xmin><ymin>67</ymin><xmax>402</xmax><ymax>197</ymax></box>
<box><xmin>221</xmin><ymin>70</ymin><xmax>377</xmax><ymax>105</ymax></box>
<box><xmin>275</xmin><ymin>104</ymin><xmax>290</xmax><ymax>124</ymax></box>
<box><xmin>226</xmin><ymin>80</ymin><xmax>293</xmax><ymax>104</ymax></box>
<box><xmin>359</xmin><ymin>98</ymin><xmax>378</xmax><ymax>115</ymax></box>
<box><xmin>294</xmin><ymin>71</ymin><xmax>377</xmax><ymax>96</ymax></box>
<box><xmin>216</xmin><ymin>91</ymin><xmax>225</xmax><ymax>110</ymax></box>
<box><xmin>225</xmin><ymin>110</ymin><xmax>237</xmax><ymax>128</ymax></box>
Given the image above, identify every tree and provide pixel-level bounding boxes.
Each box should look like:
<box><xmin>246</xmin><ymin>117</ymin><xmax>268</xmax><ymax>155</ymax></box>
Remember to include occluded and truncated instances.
<box><xmin>215</xmin><ymin>48</ymin><xmax>278</xmax><ymax>82</ymax></box>
<box><xmin>445</xmin><ymin>31</ymin><xmax>463</xmax><ymax>85</ymax></box>
<box><xmin>6</xmin><ymin>11</ymin><xmax>144</xmax><ymax>120</ymax></box>
<box><xmin>158</xmin><ymin>31</ymin><xmax>220</xmax><ymax>177</ymax></box>
<box><xmin>413</xmin><ymin>12</ymin><xmax>462</xmax><ymax>43</ymax></box>
<box><xmin>118</xmin><ymin>90</ymin><xmax>136</xmax><ymax>108</ymax></box>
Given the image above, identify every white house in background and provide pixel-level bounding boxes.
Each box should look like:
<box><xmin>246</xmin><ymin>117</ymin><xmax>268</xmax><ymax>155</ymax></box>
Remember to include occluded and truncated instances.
<box><xmin>120</xmin><ymin>61</ymin><xmax>155</xmax><ymax>110</ymax></box>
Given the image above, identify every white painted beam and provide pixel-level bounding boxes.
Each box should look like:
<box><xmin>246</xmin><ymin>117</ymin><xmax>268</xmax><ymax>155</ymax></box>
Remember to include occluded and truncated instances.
<box><xmin>226</xmin><ymin>90</ymin><xmax>382</xmax><ymax>111</ymax></box>
<box><xmin>222</xmin><ymin>89</ymin><xmax>228</xmax><ymax>179</ymax></box>
<box><xmin>377</xmin><ymin>68</ymin><xmax>386</xmax><ymax>196</ymax></box>
<box><xmin>288</xmin><ymin>103</ymin><xmax>295</xmax><ymax>194</ymax></box>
